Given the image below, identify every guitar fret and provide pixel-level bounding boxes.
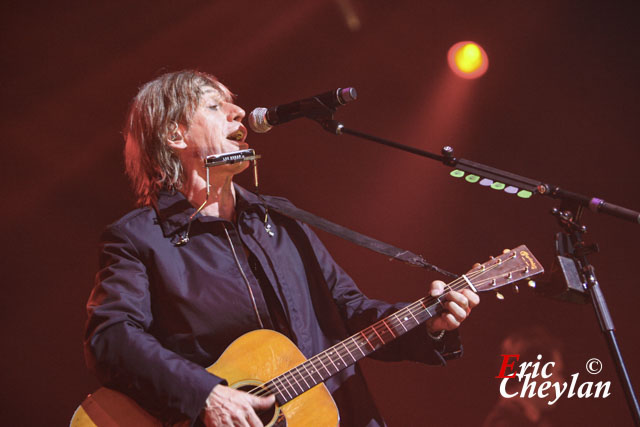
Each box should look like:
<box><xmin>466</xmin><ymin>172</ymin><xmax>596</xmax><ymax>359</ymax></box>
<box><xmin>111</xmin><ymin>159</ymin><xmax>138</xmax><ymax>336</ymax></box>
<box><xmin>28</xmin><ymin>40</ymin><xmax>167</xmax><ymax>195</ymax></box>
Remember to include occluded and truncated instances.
<box><xmin>295</xmin><ymin>365</ymin><xmax>311</xmax><ymax>390</ymax></box>
<box><xmin>324</xmin><ymin>349</ymin><xmax>340</xmax><ymax>372</ymax></box>
<box><xmin>265</xmin><ymin>379</ymin><xmax>284</xmax><ymax>403</ymax></box>
<box><xmin>273</xmin><ymin>375</ymin><xmax>293</xmax><ymax>401</ymax></box>
<box><xmin>330</xmin><ymin>346</ymin><xmax>348</xmax><ymax>367</ymax></box>
<box><xmin>351</xmin><ymin>336</ymin><xmax>367</xmax><ymax>357</ymax></box>
<box><xmin>288</xmin><ymin>370</ymin><xmax>304</xmax><ymax>395</ymax></box>
<box><xmin>382</xmin><ymin>319</ymin><xmax>396</xmax><ymax>338</ymax></box>
<box><xmin>281</xmin><ymin>371</ymin><xmax>300</xmax><ymax>398</ymax></box>
<box><xmin>420</xmin><ymin>300</ymin><xmax>434</xmax><ymax>318</ymax></box>
<box><xmin>393</xmin><ymin>313</ymin><xmax>408</xmax><ymax>332</ymax></box>
<box><xmin>360</xmin><ymin>330</ymin><xmax>375</xmax><ymax>351</ymax></box>
<box><xmin>370</xmin><ymin>325</ymin><xmax>385</xmax><ymax>345</ymax></box>
<box><xmin>367</xmin><ymin>330</ymin><xmax>380</xmax><ymax>347</ymax></box>
<box><xmin>341</xmin><ymin>341</ymin><xmax>357</xmax><ymax>362</ymax></box>
<box><xmin>414</xmin><ymin>304</ymin><xmax>429</xmax><ymax>323</ymax></box>
<box><xmin>304</xmin><ymin>359</ymin><xmax>324</xmax><ymax>384</ymax></box>
<box><xmin>273</xmin><ymin>377</ymin><xmax>287</xmax><ymax>398</ymax></box>
<box><xmin>407</xmin><ymin>307</ymin><xmax>420</xmax><ymax>325</ymax></box>
<box><xmin>300</xmin><ymin>362</ymin><xmax>317</xmax><ymax>388</ymax></box>
<box><xmin>315</xmin><ymin>354</ymin><xmax>333</xmax><ymax>378</ymax></box>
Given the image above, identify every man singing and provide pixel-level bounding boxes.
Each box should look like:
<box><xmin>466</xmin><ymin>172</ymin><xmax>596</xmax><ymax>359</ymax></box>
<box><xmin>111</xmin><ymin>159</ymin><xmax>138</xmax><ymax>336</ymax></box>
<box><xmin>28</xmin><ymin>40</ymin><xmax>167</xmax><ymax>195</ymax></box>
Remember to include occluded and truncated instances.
<box><xmin>84</xmin><ymin>70</ymin><xmax>479</xmax><ymax>426</ymax></box>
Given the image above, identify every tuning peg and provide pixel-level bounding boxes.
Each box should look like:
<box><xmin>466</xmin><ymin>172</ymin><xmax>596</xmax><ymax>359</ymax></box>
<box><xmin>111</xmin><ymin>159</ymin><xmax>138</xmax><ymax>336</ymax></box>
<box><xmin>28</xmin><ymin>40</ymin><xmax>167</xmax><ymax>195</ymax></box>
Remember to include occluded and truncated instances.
<box><xmin>495</xmin><ymin>292</ymin><xmax>505</xmax><ymax>300</ymax></box>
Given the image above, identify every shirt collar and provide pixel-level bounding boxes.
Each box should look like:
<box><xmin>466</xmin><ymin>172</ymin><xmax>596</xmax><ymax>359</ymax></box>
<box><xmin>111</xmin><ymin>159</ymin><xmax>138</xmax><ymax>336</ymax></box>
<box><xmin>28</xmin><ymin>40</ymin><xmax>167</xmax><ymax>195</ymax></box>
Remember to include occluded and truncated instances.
<box><xmin>153</xmin><ymin>184</ymin><xmax>264</xmax><ymax>237</ymax></box>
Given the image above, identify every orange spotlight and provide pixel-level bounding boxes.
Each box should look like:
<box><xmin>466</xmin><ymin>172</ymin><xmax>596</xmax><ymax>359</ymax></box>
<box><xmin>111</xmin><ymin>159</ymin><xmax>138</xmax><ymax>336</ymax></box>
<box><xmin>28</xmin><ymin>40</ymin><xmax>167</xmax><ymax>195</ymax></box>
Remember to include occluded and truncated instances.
<box><xmin>447</xmin><ymin>41</ymin><xmax>489</xmax><ymax>79</ymax></box>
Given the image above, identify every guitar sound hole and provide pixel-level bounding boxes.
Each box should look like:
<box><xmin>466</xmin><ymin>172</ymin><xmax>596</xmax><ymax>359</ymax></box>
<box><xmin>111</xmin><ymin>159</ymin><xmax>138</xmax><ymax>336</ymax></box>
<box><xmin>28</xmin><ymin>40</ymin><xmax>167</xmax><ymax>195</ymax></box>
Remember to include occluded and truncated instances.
<box><xmin>236</xmin><ymin>384</ymin><xmax>286</xmax><ymax>427</ymax></box>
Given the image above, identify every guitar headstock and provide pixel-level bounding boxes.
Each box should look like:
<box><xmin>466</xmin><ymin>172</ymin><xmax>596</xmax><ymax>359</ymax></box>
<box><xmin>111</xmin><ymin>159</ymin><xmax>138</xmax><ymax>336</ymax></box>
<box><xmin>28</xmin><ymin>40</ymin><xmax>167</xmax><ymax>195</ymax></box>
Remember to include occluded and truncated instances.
<box><xmin>464</xmin><ymin>245</ymin><xmax>544</xmax><ymax>293</ymax></box>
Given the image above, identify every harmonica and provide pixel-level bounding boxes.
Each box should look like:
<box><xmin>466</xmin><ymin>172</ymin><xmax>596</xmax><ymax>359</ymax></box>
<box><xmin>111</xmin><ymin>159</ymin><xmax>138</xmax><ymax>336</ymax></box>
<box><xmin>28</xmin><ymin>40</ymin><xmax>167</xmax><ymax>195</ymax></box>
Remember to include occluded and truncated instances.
<box><xmin>205</xmin><ymin>149</ymin><xmax>261</xmax><ymax>167</ymax></box>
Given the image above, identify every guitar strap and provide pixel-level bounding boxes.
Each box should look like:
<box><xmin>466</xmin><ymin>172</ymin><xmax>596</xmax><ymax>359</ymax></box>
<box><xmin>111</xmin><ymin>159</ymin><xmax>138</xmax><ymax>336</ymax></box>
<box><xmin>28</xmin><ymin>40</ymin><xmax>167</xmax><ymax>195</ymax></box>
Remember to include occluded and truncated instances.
<box><xmin>261</xmin><ymin>196</ymin><xmax>458</xmax><ymax>279</ymax></box>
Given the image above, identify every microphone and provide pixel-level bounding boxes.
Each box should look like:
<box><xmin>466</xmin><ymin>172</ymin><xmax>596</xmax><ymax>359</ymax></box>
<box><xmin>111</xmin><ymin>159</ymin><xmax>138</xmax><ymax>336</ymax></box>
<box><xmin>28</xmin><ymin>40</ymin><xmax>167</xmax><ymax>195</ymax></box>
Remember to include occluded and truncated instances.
<box><xmin>249</xmin><ymin>87</ymin><xmax>357</xmax><ymax>133</ymax></box>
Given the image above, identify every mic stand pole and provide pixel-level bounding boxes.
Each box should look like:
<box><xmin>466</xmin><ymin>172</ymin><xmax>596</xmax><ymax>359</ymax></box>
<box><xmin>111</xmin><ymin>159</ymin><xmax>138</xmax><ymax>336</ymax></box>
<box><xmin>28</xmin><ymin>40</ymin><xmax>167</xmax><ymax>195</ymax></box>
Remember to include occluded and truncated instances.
<box><xmin>319</xmin><ymin>119</ymin><xmax>640</xmax><ymax>225</ymax></box>
<box><xmin>314</xmin><ymin>118</ymin><xmax>640</xmax><ymax>424</ymax></box>
<box><xmin>552</xmin><ymin>205</ymin><xmax>640</xmax><ymax>426</ymax></box>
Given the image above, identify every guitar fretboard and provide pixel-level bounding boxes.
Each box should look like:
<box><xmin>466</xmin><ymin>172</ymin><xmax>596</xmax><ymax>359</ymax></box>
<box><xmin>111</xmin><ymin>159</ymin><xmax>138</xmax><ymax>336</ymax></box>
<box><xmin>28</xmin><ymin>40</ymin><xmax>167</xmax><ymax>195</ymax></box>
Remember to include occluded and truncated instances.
<box><xmin>265</xmin><ymin>296</ymin><xmax>445</xmax><ymax>404</ymax></box>
<box><xmin>257</xmin><ymin>245</ymin><xmax>542</xmax><ymax>404</ymax></box>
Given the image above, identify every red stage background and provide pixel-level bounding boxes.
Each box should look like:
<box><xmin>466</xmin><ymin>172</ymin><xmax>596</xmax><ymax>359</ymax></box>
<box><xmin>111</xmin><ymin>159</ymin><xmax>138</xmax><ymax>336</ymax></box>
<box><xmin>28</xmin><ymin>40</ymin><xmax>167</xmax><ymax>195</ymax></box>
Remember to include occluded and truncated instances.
<box><xmin>2</xmin><ymin>1</ymin><xmax>639</xmax><ymax>425</ymax></box>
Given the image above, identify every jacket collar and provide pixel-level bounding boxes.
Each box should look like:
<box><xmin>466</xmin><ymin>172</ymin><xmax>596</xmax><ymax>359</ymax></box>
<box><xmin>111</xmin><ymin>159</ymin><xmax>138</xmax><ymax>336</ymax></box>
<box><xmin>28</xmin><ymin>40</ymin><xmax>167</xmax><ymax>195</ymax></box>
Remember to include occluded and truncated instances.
<box><xmin>154</xmin><ymin>184</ymin><xmax>264</xmax><ymax>237</ymax></box>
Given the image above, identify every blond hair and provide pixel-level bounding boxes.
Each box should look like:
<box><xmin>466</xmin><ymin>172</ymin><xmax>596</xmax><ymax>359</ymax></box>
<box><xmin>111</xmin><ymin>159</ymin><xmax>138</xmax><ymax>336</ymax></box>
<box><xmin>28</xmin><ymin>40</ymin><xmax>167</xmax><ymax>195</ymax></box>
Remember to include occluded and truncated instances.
<box><xmin>123</xmin><ymin>70</ymin><xmax>231</xmax><ymax>206</ymax></box>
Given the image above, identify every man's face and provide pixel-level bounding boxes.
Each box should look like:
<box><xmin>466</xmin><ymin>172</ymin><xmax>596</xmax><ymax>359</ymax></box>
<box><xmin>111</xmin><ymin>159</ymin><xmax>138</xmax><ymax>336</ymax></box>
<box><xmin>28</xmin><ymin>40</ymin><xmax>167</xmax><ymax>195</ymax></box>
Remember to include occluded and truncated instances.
<box><xmin>181</xmin><ymin>85</ymin><xmax>248</xmax><ymax>166</ymax></box>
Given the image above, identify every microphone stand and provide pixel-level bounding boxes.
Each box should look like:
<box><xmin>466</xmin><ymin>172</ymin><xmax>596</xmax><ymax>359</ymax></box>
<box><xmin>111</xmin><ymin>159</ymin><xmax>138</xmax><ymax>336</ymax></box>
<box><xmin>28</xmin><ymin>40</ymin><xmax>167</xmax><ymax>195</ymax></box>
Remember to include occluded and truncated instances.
<box><xmin>551</xmin><ymin>203</ymin><xmax>640</xmax><ymax>426</ymax></box>
<box><xmin>303</xmin><ymin>110</ymin><xmax>640</xmax><ymax>424</ymax></box>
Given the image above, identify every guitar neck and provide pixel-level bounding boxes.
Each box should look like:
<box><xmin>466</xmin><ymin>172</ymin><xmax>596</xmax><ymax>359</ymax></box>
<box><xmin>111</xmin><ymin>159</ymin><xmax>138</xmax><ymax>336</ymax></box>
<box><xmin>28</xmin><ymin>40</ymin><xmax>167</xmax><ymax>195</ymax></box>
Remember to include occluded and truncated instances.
<box><xmin>265</xmin><ymin>244</ymin><xmax>543</xmax><ymax>405</ymax></box>
<box><xmin>266</xmin><ymin>295</ymin><xmax>443</xmax><ymax>404</ymax></box>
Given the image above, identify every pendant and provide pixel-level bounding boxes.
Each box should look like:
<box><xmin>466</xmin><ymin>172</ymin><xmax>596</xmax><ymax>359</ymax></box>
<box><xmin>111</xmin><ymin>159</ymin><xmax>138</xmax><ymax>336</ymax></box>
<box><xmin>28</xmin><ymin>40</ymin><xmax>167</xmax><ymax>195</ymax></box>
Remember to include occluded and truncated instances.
<box><xmin>264</xmin><ymin>223</ymin><xmax>275</xmax><ymax>237</ymax></box>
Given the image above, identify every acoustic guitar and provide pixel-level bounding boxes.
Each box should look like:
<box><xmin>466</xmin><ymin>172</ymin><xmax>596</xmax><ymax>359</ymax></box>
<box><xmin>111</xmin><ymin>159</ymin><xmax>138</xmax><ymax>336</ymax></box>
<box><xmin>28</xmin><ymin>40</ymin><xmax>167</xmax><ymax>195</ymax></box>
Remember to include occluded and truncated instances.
<box><xmin>71</xmin><ymin>245</ymin><xmax>543</xmax><ymax>426</ymax></box>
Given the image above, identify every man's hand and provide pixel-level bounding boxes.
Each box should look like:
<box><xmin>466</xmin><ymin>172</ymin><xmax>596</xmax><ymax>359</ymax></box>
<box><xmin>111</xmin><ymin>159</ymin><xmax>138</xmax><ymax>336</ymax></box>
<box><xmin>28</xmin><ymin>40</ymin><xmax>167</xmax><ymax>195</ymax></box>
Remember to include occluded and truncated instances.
<box><xmin>424</xmin><ymin>249</ymin><xmax>512</xmax><ymax>335</ymax></box>
<box><xmin>425</xmin><ymin>280</ymin><xmax>480</xmax><ymax>334</ymax></box>
<box><xmin>202</xmin><ymin>384</ymin><xmax>275</xmax><ymax>427</ymax></box>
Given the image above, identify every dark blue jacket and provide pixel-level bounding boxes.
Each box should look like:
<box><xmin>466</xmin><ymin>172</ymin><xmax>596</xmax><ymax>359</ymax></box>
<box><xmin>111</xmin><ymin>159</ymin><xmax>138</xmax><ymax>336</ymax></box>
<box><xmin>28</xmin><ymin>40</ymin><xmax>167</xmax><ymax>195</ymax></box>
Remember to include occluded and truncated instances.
<box><xmin>84</xmin><ymin>186</ymin><xmax>462</xmax><ymax>426</ymax></box>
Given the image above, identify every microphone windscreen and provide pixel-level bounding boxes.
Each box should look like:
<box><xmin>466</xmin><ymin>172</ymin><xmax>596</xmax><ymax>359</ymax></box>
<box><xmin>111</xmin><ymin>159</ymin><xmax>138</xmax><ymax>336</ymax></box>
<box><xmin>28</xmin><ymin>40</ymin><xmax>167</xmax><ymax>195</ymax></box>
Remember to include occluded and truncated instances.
<box><xmin>248</xmin><ymin>108</ymin><xmax>272</xmax><ymax>133</ymax></box>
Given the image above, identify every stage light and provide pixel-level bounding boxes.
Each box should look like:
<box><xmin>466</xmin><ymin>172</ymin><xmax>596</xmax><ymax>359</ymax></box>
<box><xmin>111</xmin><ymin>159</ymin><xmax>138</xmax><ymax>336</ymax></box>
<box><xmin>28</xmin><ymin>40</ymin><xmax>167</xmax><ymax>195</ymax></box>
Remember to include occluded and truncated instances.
<box><xmin>448</xmin><ymin>41</ymin><xmax>489</xmax><ymax>79</ymax></box>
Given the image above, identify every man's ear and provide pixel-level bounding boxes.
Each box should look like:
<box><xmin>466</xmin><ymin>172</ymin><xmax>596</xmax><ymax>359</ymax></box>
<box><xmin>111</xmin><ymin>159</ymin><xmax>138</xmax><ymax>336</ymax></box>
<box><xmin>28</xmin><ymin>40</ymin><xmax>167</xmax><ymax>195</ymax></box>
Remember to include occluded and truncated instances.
<box><xmin>166</xmin><ymin>122</ymin><xmax>187</xmax><ymax>150</ymax></box>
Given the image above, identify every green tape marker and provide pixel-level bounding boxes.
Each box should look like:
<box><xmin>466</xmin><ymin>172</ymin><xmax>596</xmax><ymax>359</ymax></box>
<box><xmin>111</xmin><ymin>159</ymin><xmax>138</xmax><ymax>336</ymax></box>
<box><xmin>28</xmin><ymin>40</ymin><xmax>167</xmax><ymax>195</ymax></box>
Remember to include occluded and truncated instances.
<box><xmin>517</xmin><ymin>190</ymin><xmax>533</xmax><ymax>199</ymax></box>
<box><xmin>491</xmin><ymin>182</ymin><xmax>506</xmax><ymax>190</ymax></box>
<box><xmin>450</xmin><ymin>170</ymin><xmax>465</xmax><ymax>178</ymax></box>
<box><xmin>465</xmin><ymin>174</ymin><xmax>480</xmax><ymax>183</ymax></box>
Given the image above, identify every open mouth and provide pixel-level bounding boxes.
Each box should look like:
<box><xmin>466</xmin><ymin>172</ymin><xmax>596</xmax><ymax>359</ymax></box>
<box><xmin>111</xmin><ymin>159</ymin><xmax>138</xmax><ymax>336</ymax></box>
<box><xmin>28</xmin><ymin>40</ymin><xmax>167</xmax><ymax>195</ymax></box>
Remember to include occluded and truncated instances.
<box><xmin>226</xmin><ymin>128</ymin><xmax>247</xmax><ymax>142</ymax></box>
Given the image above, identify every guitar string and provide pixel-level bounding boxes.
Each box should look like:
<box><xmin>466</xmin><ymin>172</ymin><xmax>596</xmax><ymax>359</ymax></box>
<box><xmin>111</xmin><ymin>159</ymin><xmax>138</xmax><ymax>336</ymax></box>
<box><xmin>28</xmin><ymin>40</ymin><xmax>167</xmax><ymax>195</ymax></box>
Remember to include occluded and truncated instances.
<box><xmin>247</xmin><ymin>257</ymin><xmax>524</xmax><ymax>399</ymax></box>
<box><xmin>249</xmin><ymin>263</ymin><xmax>519</xmax><ymax>400</ymax></box>
<box><xmin>248</xmin><ymin>260</ymin><xmax>521</xmax><ymax>399</ymax></box>
<box><xmin>296</xmin><ymin>260</ymin><xmax>515</xmax><ymax>372</ymax></box>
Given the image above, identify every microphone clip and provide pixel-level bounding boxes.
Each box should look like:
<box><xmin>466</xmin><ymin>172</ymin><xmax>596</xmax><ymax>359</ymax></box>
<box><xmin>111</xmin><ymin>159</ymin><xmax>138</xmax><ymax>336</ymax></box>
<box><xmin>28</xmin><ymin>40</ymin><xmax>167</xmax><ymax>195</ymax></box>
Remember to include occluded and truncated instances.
<box><xmin>249</xmin><ymin>87</ymin><xmax>357</xmax><ymax>134</ymax></box>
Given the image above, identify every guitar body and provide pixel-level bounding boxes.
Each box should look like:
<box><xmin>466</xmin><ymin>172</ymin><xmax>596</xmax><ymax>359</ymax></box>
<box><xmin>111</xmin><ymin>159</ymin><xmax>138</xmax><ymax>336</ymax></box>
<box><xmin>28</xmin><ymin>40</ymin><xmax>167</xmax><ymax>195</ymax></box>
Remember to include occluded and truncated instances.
<box><xmin>72</xmin><ymin>246</ymin><xmax>543</xmax><ymax>427</ymax></box>
<box><xmin>71</xmin><ymin>330</ymin><xmax>338</xmax><ymax>427</ymax></box>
